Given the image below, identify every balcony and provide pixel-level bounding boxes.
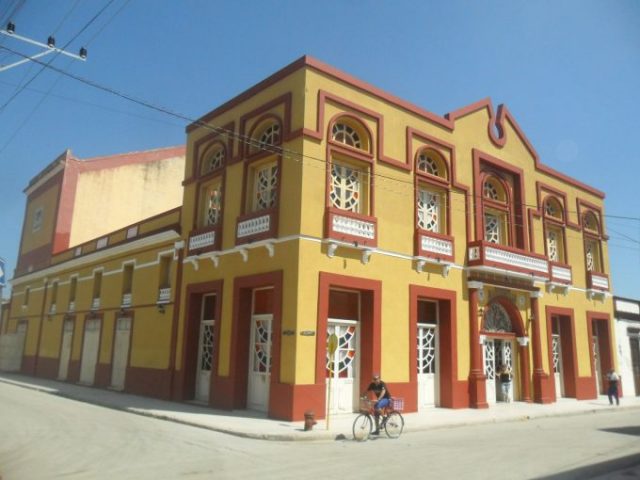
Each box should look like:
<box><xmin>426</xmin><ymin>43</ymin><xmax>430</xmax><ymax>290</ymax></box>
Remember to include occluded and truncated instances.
<box><xmin>467</xmin><ymin>240</ymin><xmax>549</xmax><ymax>281</ymax></box>
<box><xmin>415</xmin><ymin>229</ymin><xmax>454</xmax><ymax>262</ymax></box>
<box><xmin>158</xmin><ymin>287</ymin><xmax>171</xmax><ymax>304</ymax></box>
<box><xmin>549</xmin><ymin>262</ymin><xmax>572</xmax><ymax>284</ymax></box>
<box><xmin>91</xmin><ymin>298</ymin><xmax>100</xmax><ymax>311</ymax></box>
<box><xmin>236</xmin><ymin>208</ymin><xmax>277</xmax><ymax>245</ymax></box>
<box><xmin>325</xmin><ymin>208</ymin><xmax>377</xmax><ymax>247</ymax></box>
<box><xmin>188</xmin><ymin>225</ymin><xmax>220</xmax><ymax>255</ymax></box>
<box><xmin>121</xmin><ymin>293</ymin><xmax>132</xmax><ymax>308</ymax></box>
<box><xmin>587</xmin><ymin>271</ymin><xmax>610</xmax><ymax>291</ymax></box>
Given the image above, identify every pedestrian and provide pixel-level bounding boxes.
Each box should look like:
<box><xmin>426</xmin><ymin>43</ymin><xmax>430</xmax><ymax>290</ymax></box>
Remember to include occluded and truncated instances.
<box><xmin>606</xmin><ymin>368</ymin><xmax>620</xmax><ymax>406</ymax></box>
<box><xmin>498</xmin><ymin>364</ymin><xmax>512</xmax><ymax>402</ymax></box>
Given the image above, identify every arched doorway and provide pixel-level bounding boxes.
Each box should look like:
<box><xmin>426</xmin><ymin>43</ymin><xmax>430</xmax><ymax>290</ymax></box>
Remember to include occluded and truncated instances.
<box><xmin>480</xmin><ymin>298</ymin><xmax>526</xmax><ymax>404</ymax></box>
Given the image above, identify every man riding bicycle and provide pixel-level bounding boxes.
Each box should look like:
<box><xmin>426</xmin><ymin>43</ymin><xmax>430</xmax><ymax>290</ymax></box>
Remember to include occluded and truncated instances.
<box><xmin>365</xmin><ymin>373</ymin><xmax>391</xmax><ymax>435</ymax></box>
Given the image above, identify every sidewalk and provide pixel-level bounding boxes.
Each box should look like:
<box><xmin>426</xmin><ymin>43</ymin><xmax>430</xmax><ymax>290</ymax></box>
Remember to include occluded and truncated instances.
<box><xmin>2</xmin><ymin>372</ymin><xmax>638</xmax><ymax>442</ymax></box>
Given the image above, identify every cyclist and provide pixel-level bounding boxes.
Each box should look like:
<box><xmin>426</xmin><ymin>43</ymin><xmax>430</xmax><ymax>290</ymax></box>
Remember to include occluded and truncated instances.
<box><xmin>365</xmin><ymin>373</ymin><xmax>391</xmax><ymax>435</ymax></box>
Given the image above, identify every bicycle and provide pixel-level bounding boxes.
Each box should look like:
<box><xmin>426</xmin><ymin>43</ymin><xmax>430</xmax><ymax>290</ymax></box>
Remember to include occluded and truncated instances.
<box><xmin>353</xmin><ymin>396</ymin><xmax>405</xmax><ymax>441</ymax></box>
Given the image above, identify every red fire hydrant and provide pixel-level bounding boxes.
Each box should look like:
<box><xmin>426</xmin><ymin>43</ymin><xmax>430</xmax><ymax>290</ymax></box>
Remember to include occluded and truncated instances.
<box><xmin>304</xmin><ymin>410</ymin><xmax>317</xmax><ymax>431</ymax></box>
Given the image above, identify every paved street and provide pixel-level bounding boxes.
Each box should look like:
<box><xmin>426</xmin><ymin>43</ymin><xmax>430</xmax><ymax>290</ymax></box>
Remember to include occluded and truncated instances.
<box><xmin>1</xmin><ymin>381</ymin><xmax>639</xmax><ymax>479</ymax></box>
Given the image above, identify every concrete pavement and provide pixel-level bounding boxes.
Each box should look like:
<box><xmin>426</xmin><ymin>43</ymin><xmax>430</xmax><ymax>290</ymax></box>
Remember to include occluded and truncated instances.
<box><xmin>1</xmin><ymin>372</ymin><xmax>638</xmax><ymax>442</ymax></box>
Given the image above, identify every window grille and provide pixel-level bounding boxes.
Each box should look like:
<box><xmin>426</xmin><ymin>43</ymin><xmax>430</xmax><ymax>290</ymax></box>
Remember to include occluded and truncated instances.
<box><xmin>332</xmin><ymin>123</ymin><xmax>361</xmax><ymax>149</ymax></box>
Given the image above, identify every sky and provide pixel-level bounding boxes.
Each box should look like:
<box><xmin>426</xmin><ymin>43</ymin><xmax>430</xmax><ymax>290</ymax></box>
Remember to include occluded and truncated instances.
<box><xmin>0</xmin><ymin>0</ymin><xmax>638</xmax><ymax>299</ymax></box>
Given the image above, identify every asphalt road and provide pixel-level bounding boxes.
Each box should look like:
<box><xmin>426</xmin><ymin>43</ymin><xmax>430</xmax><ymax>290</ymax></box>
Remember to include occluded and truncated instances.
<box><xmin>0</xmin><ymin>381</ymin><xmax>638</xmax><ymax>479</ymax></box>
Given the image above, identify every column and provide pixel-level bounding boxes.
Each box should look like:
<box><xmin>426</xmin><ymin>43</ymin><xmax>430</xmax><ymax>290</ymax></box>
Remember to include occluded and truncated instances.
<box><xmin>468</xmin><ymin>281</ymin><xmax>488</xmax><ymax>409</ymax></box>
<box><xmin>530</xmin><ymin>292</ymin><xmax>551</xmax><ymax>403</ymax></box>
<box><xmin>516</xmin><ymin>336</ymin><xmax>531</xmax><ymax>402</ymax></box>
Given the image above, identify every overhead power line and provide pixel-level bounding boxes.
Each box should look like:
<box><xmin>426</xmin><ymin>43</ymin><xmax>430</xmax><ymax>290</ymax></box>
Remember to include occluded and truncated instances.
<box><xmin>1</xmin><ymin>41</ymin><xmax>640</xmax><ymax>236</ymax></box>
<box><xmin>0</xmin><ymin>0</ymin><xmax>116</xmax><ymax>113</ymax></box>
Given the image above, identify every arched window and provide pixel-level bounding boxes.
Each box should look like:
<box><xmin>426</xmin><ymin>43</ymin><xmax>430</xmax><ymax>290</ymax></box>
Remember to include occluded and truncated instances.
<box><xmin>544</xmin><ymin>197</ymin><xmax>566</xmax><ymax>263</ymax></box>
<box><xmin>583</xmin><ymin>211</ymin><xmax>599</xmax><ymax>233</ymax></box>
<box><xmin>482</xmin><ymin>175</ymin><xmax>510</xmax><ymax>245</ymax></box>
<box><xmin>417</xmin><ymin>149</ymin><xmax>448</xmax><ymax>180</ymax></box>
<box><xmin>201</xmin><ymin>146</ymin><xmax>225</xmax><ymax>175</ymax></box>
<box><xmin>583</xmin><ymin>210</ymin><xmax>603</xmax><ymax>273</ymax></box>
<box><xmin>483</xmin><ymin>303</ymin><xmax>512</xmax><ymax>333</ymax></box>
<box><xmin>249</xmin><ymin>120</ymin><xmax>282</xmax><ymax>156</ymax></box>
<box><xmin>332</xmin><ymin>123</ymin><xmax>362</xmax><ymax>149</ymax></box>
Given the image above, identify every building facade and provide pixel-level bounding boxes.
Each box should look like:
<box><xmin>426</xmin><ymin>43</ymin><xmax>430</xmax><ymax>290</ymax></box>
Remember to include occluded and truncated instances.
<box><xmin>2</xmin><ymin>57</ymin><xmax>615</xmax><ymax>421</ymax></box>
<box><xmin>613</xmin><ymin>297</ymin><xmax>640</xmax><ymax>397</ymax></box>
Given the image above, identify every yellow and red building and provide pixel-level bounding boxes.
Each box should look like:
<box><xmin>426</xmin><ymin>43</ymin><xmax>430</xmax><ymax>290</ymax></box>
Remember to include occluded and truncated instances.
<box><xmin>2</xmin><ymin>57</ymin><xmax>616</xmax><ymax>420</ymax></box>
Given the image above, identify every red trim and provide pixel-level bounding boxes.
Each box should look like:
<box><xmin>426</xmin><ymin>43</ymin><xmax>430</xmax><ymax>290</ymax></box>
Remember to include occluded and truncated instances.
<box><xmin>211</xmin><ymin>271</ymin><xmax>282</xmax><ymax>417</ymax></box>
<box><xmin>409</xmin><ymin>285</ymin><xmax>461</xmax><ymax>408</ymax></box>
<box><xmin>324</xmin><ymin>207</ymin><xmax>378</xmax><ymax>247</ymax></box>
<box><xmin>187</xmin><ymin>56</ymin><xmax>603</xmax><ymax>197</ymax></box>
<box><xmin>316</xmin><ymin>272</ymin><xmax>382</xmax><ymax>418</ymax></box>
<box><xmin>175</xmin><ymin>280</ymin><xmax>223</xmax><ymax>403</ymax></box>
<box><xmin>473</xmin><ymin>149</ymin><xmax>528</xmax><ymax>249</ymax></box>
<box><xmin>188</xmin><ymin>123</ymin><xmax>234</xmax><ymax>182</ymax></box>
<box><xmin>587</xmin><ymin>311</ymin><xmax>614</xmax><ymax>398</ymax></box>
<box><xmin>545</xmin><ymin>307</ymin><xmax>579</xmax><ymax>400</ymax></box>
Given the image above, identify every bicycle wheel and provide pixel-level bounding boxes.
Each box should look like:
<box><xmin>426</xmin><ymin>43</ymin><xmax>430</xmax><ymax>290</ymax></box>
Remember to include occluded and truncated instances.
<box><xmin>352</xmin><ymin>414</ymin><xmax>373</xmax><ymax>441</ymax></box>
<box><xmin>384</xmin><ymin>411</ymin><xmax>404</xmax><ymax>438</ymax></box>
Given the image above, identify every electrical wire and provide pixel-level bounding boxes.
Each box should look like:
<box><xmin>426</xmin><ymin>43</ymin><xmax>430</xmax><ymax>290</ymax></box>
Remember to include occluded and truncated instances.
<box><xmin>0</xmin><ymin>0</ymin><xmax>116</xmax><ymax>113</ymax></box>
<box><xmin>1</xmin><ymin>41</ymin><xmax>639</xmax><ymax>247</ymax></box>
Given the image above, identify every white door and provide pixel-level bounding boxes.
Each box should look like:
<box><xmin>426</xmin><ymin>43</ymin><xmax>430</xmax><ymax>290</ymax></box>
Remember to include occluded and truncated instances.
<box><xmin>79</xmin><ymin>319</ymin><xmax>100</xmax><ymax>385</ymax></box>
<box><xmin>552</xmin><ymin>334</ymin><xmax>564</xmax><ymax>397</ymax></box>
<box><xmin>326</xmin><ymin>319</ymin><xmax>359</xmax><ymax>414</ymax></box>
<box><xmin>57</xmin><ymin>320</ymin><xmax>74</xmax><ymax>380</ymax></box>
<box><xmin>195</xmin><ymin>319</ymin><xmax>214</xmax><ymax>402</ymax></box>
<box><xmin>110</xmin><ymin>317</ymin><xmax>131</xmax><ymax>390</ymax></box>
<box><xmin>483</xmin><ymin>339</ymin><xmax>497</xmax><ymax>404</ymax></box>
<box><xmin>417</xmin><ymin>323</ymin><xmax>437</xmax><ymax>408</ymax></box>
<box><xmin>247</xmin><ymin>314</ymin><xmax>272</xmax><ymax>411</ymax></box>
<box><xmin>593</xmin><ymin>335</ymin><xmax>603</xmax><ymax>394</ymax></box>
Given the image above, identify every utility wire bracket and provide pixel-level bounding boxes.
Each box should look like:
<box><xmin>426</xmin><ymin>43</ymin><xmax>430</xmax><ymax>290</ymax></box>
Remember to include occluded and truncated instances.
<box><xmin>0</xmin><ymin>24</ymin><xmax>87</xmax><ymax>73</ymax></box>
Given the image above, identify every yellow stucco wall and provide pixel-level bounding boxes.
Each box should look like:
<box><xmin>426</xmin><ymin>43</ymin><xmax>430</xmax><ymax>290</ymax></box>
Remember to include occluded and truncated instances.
<box><xmin>70</xmin><ymin>155</ymin><xmax>184</xmax><ymax>247</ymax></box>
<box><xmin>20</xmin><ymin>184</ymin><xmax>60</xmax><ymax>254</ymax></box>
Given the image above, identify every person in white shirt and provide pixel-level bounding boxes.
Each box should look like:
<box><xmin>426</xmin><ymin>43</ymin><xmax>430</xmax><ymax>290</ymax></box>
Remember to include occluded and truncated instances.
<box><xmin>606</xmin><ymin>369</ymin><xmax>620</xmax><ymax>406</ymax></box>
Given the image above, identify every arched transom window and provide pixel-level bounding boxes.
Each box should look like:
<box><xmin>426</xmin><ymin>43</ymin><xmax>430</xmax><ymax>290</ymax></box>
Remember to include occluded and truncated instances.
<box><xmin>583</xmin><ymin>211</ymin><xmax>599</xmax><ymax>233</ymax></box>
<box><xmin>544</xmin><ymin>198</ymin><xmax>563</xmax><ymax>220</ymax></box>
<box><xmin>202</xmin><ymin>147</ymin><xmax>225</xmax><ymax>175</ymax></box>
<box><xmin>258</xmin><ymin>123</ymin><xmax>281</xmax><ymax>148</ymax></box>
<box><xmin>417</xmin><ymin>149</ymin><xmax>447</xmax><ymax>179</ymax></box>
<box><xmin>483</xmin><ymin>303</ymin><xmax>512</xmax><ymax>332</ymax></box>
<box><xmin>332</xmin><ymin>123</ymin><xmax>362</xmax><ymax>149</ymax></box>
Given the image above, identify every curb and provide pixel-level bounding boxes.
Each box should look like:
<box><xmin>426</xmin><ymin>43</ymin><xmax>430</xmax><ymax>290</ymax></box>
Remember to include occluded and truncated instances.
<box><xmin>2</xmin><ymin>374</ymin><xmax>639</xmax><ymax>442</ymax></box>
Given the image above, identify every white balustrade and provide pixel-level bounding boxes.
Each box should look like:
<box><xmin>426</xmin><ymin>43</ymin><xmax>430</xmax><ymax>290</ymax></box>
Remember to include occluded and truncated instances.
<box><xmin>421</xmin><ymin>235</ymin><xmax>453</xmax><ymax>257</ymax></box>
<box><xmin>158</xmin><ymin>287</ymin><xmax>171</xmax><ymax>303</ymax></box>
<box><xmin>189</xmin><ymin>231</ymin><xmax>216</xmax><ymax>250</ymax></box>
<box><xmin>121</xmin><ymin>293</ymin><xmax>132</xmax><ymax>308</ymax></box>
<box><xmin>332</xmin><ymin>214</ymin><xmax>375</xmax><ymax>240</ymax></box>
<box><xmin>590</xmin><ymin>273</ymin><xmax>609</xmax><ymax>290</ymax></box>
<box><xmin>91</xmin><ymin>298</ymin><xmax>100</xmax><ymax>310</ymax></box>
<box><xmin>551</xmin><ymin>265</ymin><xmax>572</xmax><ymax>283</ymax></box>
<box><xmin>237</xmin><ymin>214</ymin><xmax>270</xmax><ymax>238</ymax></box>
<box><xmin>484</xmin><ymin>245</ymin><xmax>548</xmax><ymax>274</ymax></box>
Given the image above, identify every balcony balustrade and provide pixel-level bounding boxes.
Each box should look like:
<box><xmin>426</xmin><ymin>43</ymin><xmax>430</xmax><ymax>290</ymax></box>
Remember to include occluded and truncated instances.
<box><xmin>325</xmin><ymin>208</ymin><xmax>377</xmax><ymax>247</ymax></box>
<box><xmin>158</xmin><ymin>287</ymin><xmax>171</xmax><ymax>304</ymax></box>
<box><xmin>467</xmin><ymin>240</ymin><xmax>549</xmax><ymax>280</ymax></box>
